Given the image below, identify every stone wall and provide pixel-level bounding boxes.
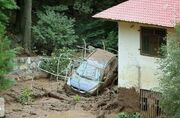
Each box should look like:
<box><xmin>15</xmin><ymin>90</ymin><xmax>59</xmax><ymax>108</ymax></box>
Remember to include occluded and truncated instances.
<box><xmin>8</xmin><ymin>57</ymin><xmax>48</xmax><ymax>80</ymax></box>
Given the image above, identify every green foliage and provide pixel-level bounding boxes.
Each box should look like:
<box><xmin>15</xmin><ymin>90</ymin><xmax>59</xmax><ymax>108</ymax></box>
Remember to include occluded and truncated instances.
<box><xmin>104</xmin><ymin>31</ymin><xmax>118</xmax><ymax>50</ymax></box>
<box><xmin>115</xmin><ymin>112</ymin><xmax>140</xmax><ymax>118</ymax></box>
<box><xmin>73</xmin><ymin>0</ymin><xmax>93</xmax><ymax>14</ymax></box>
<box><xmin>0</xmin><ymin>35</ymin><xmax>15</xmax><ymax>78</ymax></box>
<box><xmin>32</xmin><ymin>9</ymin><xmax>78</xmax><ymax>55</ymax></box>
<box><xmin>0</xmin><ymin>0</ymin><xmax>16</xmax><ymax>91</ymax></box>
<box><xmin>158</xmin><ymin>24</ymin><xmax>180</xmax><ymax>118</ymax></box>
<box><xmin>32</xmin><ymin>0</ymin><xmax>120</xmax><ymax>55</ymax></box>
<box><xmin>0</xmin><ymin>0</ymin><xmax>17</xmax><ymax>24</ymax></box>
<box><xmin>0</xmin><ymin>78</ymin><xmax>16</xmax><ymax>91</ymax></box>
<box><xmin>18</xmin><ymin>87</ymin><xmax>33</xmax><ymax>105</ymax></box>
<box><xmin>39</xmin><ymin>48</ymin><xmax>74</xmax><ymax>75</ymax></box>
<box><xmin>73</xmin><ymin>94</ymin><xmax>81</xmax><ymax>102</ymax></box>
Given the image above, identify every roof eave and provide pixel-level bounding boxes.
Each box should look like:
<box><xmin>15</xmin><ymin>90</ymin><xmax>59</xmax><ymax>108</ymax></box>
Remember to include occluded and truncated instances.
<box><xmin>92</xmin><ymin>15</ymin><xmax>174</xmax><ymax>28</ymax></box>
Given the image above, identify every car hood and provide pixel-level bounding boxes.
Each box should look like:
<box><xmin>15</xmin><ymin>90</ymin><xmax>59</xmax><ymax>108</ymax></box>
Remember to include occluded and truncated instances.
<box><xmin>67</xmin><ymin>73</ymin><xmax>99</xmax><ymax>92</ymax></box>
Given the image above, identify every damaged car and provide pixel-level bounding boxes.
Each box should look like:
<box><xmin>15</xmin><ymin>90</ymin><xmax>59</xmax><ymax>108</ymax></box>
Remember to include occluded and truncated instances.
<box><xmin>67</xmin><ymin>48</ymin><xmax>118</xmax><ymax>95</ymax></box>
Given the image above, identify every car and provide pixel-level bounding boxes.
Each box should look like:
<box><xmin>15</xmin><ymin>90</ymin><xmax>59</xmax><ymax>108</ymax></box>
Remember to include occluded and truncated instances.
<box><xmin>66</xmin><ymin>48</ymin><xmax>118</xmax><ymax>95</ymax></box>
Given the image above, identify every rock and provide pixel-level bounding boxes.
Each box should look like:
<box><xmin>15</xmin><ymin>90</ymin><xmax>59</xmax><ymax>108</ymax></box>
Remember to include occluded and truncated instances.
<box><xmin>96</xmin><ymin>111</ymin><xmax>105</xmax><ymax>118</ymax></box>
<box><xmin>19</xmin><ymin>65</ymin><xmax>28</xmax><ymax>70</ymax></box>
<box><xmin>0</xmin><ymin>98</ymin><xmax>5</xmax><ymax>118</ymax></box>
<box><xmin>30</xmin><ymin>62</ymin><xmax>37</xmax><ymax>69</ymax></box>
<box><xmin>12</xmin><ymin>109</ymin><xmax>22</xmax><ymax>112</ymax></box>
<box><xmin>30</xmin><ymin>111</ymin><xmax>37</xmax><ymax>115</ymax></box>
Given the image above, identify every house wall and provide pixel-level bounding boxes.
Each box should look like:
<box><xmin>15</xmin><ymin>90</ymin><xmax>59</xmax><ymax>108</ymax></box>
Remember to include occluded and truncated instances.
<box><xmin>118</xmin><ymin>22</ymin><xmax>173</xmax><ymax>90</ymax></box>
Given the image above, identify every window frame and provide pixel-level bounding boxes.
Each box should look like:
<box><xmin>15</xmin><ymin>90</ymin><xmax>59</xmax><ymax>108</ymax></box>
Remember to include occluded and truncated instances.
<box><xmin>140</xmin><ymin>26</ymin><xmax>167</xmax><ymax>57</ymax></box>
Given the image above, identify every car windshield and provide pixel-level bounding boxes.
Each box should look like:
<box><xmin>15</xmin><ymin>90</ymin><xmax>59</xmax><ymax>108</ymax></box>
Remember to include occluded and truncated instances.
<box><xmin>76</xmin><ymin>61</ymin><xmax>102</xmax><ymax>81</ymax></box>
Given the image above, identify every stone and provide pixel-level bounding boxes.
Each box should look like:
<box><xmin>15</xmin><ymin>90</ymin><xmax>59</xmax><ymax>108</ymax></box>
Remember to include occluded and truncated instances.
<box><xmin>27</xmin><ymin>57</ymin><xmax>31</xmax><ymax>64</ymax></box>
<box><xmin>30</xmin><ymin>62</ymin><xmax>37</xmax><ymax>69</ymax></box>
<box><xmin>0</xmin><ymin>98</ymin><xmax>5</xmax><ymax>117</ymax></box>
<box><xmin>19</xmin><ymin>65</ymin><xmax>28</xmax><ymax>70</ymax></box>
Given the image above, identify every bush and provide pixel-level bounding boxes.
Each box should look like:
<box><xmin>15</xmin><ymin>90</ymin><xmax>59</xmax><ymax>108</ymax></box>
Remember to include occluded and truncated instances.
<box><xmin>0</xmin><ymin>29</ymin><xmax>16</xmax><ymax>91</ymax></box>
<box><xmin>39</xmin><ymin>48</ymin><xmax>75</xmax><ymax>76</ymax></box>
<box><xmin>0</xmin><ymin>34</ymin><xmax>15</xmax><ymax>78</ymax></box>
<box><xmin>73</xmin><ymin>94</ymin><xmax>81</xmax><ymax>103</ymax></box>
<box><xmin>158</xmin><ymin>23</ymin><xmax>180</xmax><ymax>118</ymax></box>
<box><xmin>0</xmin><ymin>0</ymin><xmax>16</xmax><ymax>91</ymax></box>
<box><xmin>32</xmin><ymin>9</ymin><xmax>78</xmax><ymax>55</ymax></box>
<box><xmin>0</xmin><ymin>78</ymin><xmax>16</xmax><ymax>91</ymax></box>
<box><xmin>18</xmin><ymin>87</ymin><xmax>33</xmax><ymax>105</ymax></box>
<box><xmin>115</xmin><ymin>112</ymin><xmax>140</xmax><ymax>118</ymax></box>
<box><xmin>104</xmin><ymin>31</ymin><xmax>118</xmax><ymax>51</ymax></box>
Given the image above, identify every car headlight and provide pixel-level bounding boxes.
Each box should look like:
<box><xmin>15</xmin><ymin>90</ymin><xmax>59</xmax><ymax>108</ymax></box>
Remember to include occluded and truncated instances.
<box><xmin>89</xmin><ymin>85</ymin><xmax>99</xmax><ymax>93</ymax></box>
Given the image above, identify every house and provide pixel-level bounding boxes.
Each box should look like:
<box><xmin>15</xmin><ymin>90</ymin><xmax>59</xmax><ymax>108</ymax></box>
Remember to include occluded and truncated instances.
<box><xmin>93</xmin><ymin>0</ymin><xmax>180</xmax><ymax>91</ymax></box>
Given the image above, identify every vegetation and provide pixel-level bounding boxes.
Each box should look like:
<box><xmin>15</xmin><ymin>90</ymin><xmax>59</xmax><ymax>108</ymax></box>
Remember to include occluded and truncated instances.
<box><xmin>8</xmin><ymin>0</ymin><xmax>124</xmax><ymax>55</ymax></box>
<box><xmin>32</xmin><ymin>9</ymin><xmax>78</xmax><ymax>55</ymax></box>
<box><xmin>158</xmin><ymin>24</ymin><xmax>180</xmax><ymax>118</ymax></box>
<box><xmin>0</xmin><ymin>0</ymin><xmax>16</xmax><ymax>91</ymax></box>
<box><xmin>73</xmin><ymin>94</ymin><xmax>81</xmax><ymax>103</ymax></box>
<box><xmin>18</xmin><ymin>87</ymin><xmax>33</xmax><ymax>105</ymax></box>
<box><xmin>0</xmin><ymin>79</ymin><xmax>16</xmax><ymax>91</ymax></box>
<box><xmin>39</xmin><ymin>48</ymin><xmax>75</xmax><ymax>75</ymax></box>
<box><xmin>115</xmin><ymin>112</ymin><xmax>140</xmax><ymax>118</ymax></box>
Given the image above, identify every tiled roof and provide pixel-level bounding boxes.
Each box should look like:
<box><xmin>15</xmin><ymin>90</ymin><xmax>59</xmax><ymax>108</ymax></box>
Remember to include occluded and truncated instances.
<box><xmin>93</xmin><ymin>0</ymin><xmax>180</xmax><ymax>27</ymax></box>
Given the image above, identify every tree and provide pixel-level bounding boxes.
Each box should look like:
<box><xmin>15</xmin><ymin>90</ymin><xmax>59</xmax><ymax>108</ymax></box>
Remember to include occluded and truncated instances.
<box><xmin>30</xmin><ymin>0</ymin><xmax>123</xmax><ymax>54</ymax></box>
<box><xmin>0</xmin><ymin>0</ymin><xmax>16</xmax><ymax>90</ymax></box>
<box><xmin>23</xmin><ymin>0</ymin><xmax>32</xmax><ymax>53</ymax></box>
<box><xmin>158</xmin><ymin>23</ymin><xmax>180</xmax><ymax>118</ymax></box>
<box><xmin>15</xmin><ymin>0</ymin><xmax>32</xmax><ymax>53</ymax></box>
<box><xmin>32</xmin><ymin>9</ymin><xmax>78</xmax><ymax>55</ymax></box>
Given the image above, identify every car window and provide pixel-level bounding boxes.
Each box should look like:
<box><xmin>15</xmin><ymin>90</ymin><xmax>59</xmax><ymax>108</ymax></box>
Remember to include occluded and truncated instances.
<box><xmin>76</xmin><ymin>61</ymin><xmax>102</xmax><ymax>81</ymax></box>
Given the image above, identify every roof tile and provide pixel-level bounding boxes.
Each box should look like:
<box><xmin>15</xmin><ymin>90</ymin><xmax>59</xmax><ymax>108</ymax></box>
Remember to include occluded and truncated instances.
<box><xmin>93</xmin><ymin>0</ymin><xmax>180</xmax><ymax>27</ymax></box>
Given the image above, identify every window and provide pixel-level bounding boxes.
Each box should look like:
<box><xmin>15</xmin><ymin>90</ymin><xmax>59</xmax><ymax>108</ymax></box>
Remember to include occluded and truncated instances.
<box><xmin>140</xmin><ymin>97</ymin><xmax>148</xmax><ymax>111</ymax></box>
<box><xmin>155</xmin><ymin>100</ymin><xmax>161</xmax><ymax>116</ymax></box>
<box><xmin>140</xmin><ymin>27</ymin><xmax>166</xmax><ymax>57</ymax></box>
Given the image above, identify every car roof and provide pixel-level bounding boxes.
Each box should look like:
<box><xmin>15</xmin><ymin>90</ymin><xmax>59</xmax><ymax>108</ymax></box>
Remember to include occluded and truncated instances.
<box><xmin>86</xmin><ymin>48</ymin><xmax>116</xmax><ymax>69</ymax></box>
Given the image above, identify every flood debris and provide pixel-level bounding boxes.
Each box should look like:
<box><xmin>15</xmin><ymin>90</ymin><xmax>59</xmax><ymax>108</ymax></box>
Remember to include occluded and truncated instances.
<box><xmin>0</xmin><ymin>78</ymin><xmax>139</xmax><ymax>118</ymax></box>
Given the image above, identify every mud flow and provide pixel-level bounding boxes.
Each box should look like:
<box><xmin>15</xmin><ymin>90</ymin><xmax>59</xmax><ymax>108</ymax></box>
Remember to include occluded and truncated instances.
<box><xmin>0</xmin><ymin>78</ymin><xmax>139</xmax><ymax>118</ymax></box>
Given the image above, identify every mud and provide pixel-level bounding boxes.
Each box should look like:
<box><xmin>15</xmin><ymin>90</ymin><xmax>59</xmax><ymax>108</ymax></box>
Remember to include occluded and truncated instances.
<box><xmin>0</xmin><ymin>78</ymin><xmax>139</xmax><ymax>118</ymax></box>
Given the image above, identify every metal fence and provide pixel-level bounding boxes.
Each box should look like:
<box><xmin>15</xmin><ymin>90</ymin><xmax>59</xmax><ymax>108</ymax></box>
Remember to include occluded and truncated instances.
<box><xmin>140</xmin><ymin>89</ymin><xmax>162</xmax><ymax>118</ymax></box>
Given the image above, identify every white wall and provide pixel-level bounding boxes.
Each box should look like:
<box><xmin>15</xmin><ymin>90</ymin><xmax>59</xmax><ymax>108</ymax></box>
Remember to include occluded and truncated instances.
<box><xmin>118</xmin><ymin>22</ymin><xmax>173</xmax><ymax>91</ymax></box>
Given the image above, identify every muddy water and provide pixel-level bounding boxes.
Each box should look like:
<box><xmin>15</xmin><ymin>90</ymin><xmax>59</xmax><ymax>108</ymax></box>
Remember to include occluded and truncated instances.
<box><xmin>46</xmin><ymin>110</ymin><xmax>96</xmax><ymax>118</ymax></box>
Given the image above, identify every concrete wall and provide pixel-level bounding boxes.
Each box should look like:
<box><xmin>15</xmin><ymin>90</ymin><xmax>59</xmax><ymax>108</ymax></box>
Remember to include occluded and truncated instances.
<box><xmin>118</xmin><ymin>22</ymin><xmax>173</xmax><ymax>90</ymax></box>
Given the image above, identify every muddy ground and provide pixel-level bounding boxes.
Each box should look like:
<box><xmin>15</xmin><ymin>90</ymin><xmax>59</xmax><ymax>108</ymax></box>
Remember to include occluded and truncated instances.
<box><xmin>0</xmin><ymin>78</ymin><xmax>139</xmax><ymax>118</ymax></box>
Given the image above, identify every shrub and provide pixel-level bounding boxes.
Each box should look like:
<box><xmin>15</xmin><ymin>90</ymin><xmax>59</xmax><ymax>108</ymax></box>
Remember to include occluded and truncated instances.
<box><xmin>39</xmin><ymin>48</ymin><xmax>75</xmax><ymax>76</ymax></box>
<box><xmin>0</xmin><ymin>29</ymin><xmax>16</xmax><ymax>91</ymax></box>
<box><xmin>18</xmin><ymin>87</ymin><xmax>33</xmax><ymax>105</ymax></box>
<box><xmin>73</xmin><ymin>94</ymin><xmax>81</xmax><ymax>103</ymax></box>
<box><xmin>0</xmin><ymin>0</ymin><xmax>16</xmax><ymax>91</ymax></box>
<box><xmin>32</xmin><ymin>9</ymin><xmax>78</xmax><ymax>55</ymax></box>
<box><xmin>104</xmin><ymin>31</ymin><xmax>118</xmax><ymax>51</ymax></box>
<box><xmin>0</xmin><ymin>78</ymin><xmax>16</xmax><ymax>91</ymax></box>
<box><xmin>0</xmin><ymin>34</ymin><xmax>15</xmax><ymax>78</ymax></box>
<box><xmin>158</xmin><ymin>23</ymin><xmax>180</xmax><ymax>118</ymax></box>
<box><xmin>115</xmin><ymin>112</ymin><xmax>140</xmax><ymax>118</ymax></box>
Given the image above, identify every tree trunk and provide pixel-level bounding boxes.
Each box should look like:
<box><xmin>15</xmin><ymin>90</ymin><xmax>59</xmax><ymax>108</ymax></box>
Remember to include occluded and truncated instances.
<box><xmin>22</xmin><ymin>0</ymin><xmax>32</xmax><ymax>53</ymax></box>
<box><xmin>15</xmin><ymin>0</ymin><xmax>24</xmax><ymax>33</ymax></box>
